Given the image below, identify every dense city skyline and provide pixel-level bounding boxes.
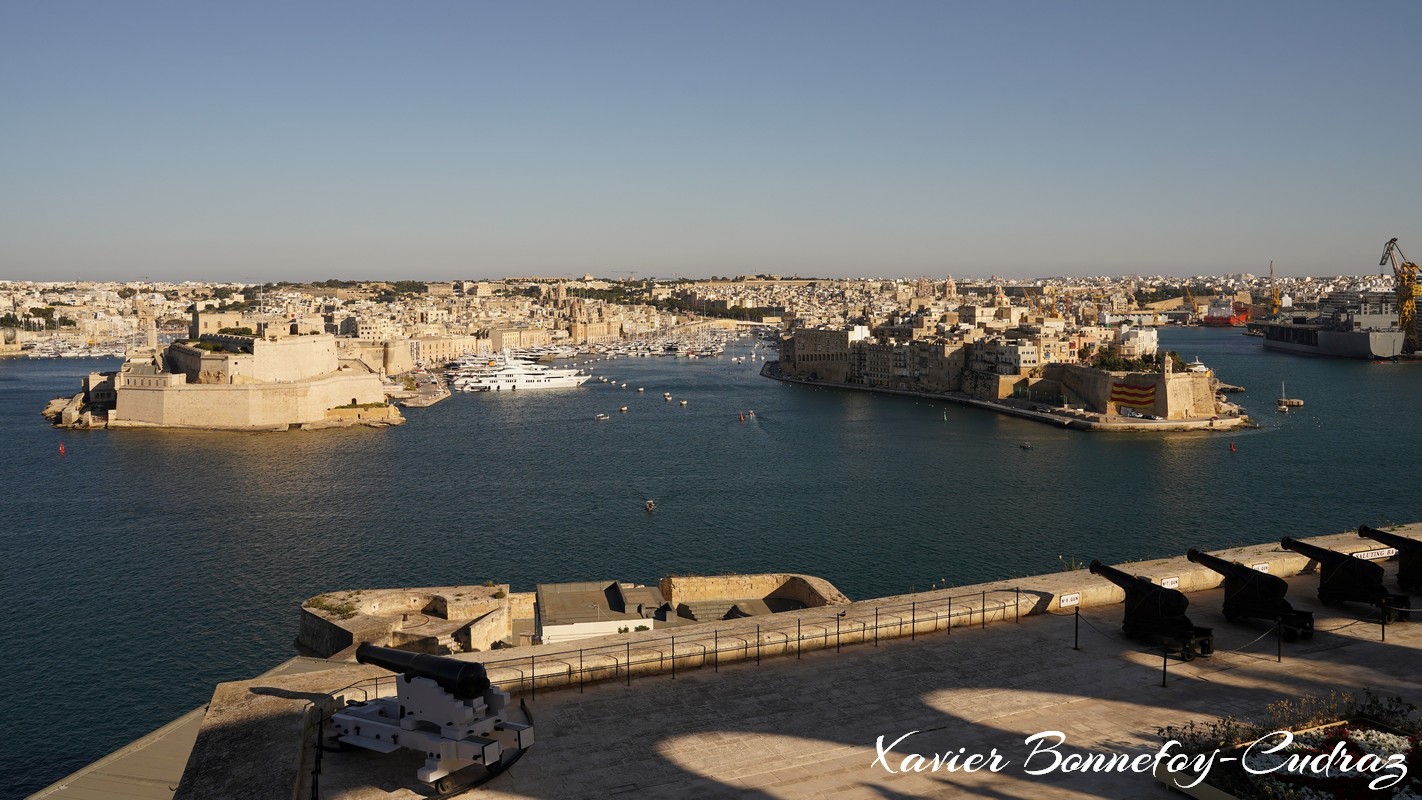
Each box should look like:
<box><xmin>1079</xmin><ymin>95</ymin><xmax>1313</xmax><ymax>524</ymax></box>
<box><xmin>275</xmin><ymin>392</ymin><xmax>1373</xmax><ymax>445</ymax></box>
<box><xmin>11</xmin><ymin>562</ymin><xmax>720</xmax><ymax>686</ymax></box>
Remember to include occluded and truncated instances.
<box><xmin>3</xmin><ymin>1</ymin><xmax>1420</xmax><ymax>282</ymax></box>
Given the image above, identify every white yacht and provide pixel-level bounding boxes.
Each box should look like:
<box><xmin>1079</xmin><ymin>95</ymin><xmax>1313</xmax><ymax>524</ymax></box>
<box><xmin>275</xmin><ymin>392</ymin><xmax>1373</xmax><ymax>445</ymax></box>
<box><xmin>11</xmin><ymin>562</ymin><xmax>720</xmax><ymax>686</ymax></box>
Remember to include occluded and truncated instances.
<box><xmin>455</xmin><ymin>359</ymin><xmax>589</xmax><ymax>392</ymax></box>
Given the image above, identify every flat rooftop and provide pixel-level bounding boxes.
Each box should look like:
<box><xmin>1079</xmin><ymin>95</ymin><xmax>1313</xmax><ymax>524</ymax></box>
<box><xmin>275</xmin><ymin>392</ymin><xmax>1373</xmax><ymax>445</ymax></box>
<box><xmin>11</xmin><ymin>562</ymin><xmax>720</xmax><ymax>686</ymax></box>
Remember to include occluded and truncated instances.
<box><xmin>536</xmin><ymin>581</ymin><xmax>665</xmax><ymax>626</ymax></box>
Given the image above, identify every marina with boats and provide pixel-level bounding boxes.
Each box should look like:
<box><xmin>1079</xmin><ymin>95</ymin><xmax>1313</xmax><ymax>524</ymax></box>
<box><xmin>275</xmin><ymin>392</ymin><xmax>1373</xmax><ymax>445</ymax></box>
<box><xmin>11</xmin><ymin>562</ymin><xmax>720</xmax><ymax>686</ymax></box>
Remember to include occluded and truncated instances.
<box><xmin>442</xmin><ymin>328</ymin><xmax>774</xmax><ymax>393</ymax></box>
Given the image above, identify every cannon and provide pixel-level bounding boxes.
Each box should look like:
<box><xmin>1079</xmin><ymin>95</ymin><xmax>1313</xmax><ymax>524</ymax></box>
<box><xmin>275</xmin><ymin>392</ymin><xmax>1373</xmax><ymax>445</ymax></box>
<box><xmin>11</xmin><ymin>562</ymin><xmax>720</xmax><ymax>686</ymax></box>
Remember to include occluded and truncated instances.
<box><xmin>1280</xmin><ymin>537</ymin><xmax>1409</xmax><ymax>622</ymax></box>
<box><xmin>1186</xmin><ymin>549</ymin><xmax>1313</xmax><ymax>640</ymax></box>
<box><xmin>1088</xmin><ymin>560</ymin><xmax>1214</xmax><ymax>659</ymax></box>
<box><xmin>355</xmin><ymin>641</ymin><xmax>491</xmax><ymax>698</ymax></box>
<box><xmin>330</xmin><ymin>643</ymin><xmax>533</xmax><ymax>790</ymax></box>
<box><xmin>1358</xmin><ymin>526</ymin><xmax>1422</xmax><ymax>593</ymax></box>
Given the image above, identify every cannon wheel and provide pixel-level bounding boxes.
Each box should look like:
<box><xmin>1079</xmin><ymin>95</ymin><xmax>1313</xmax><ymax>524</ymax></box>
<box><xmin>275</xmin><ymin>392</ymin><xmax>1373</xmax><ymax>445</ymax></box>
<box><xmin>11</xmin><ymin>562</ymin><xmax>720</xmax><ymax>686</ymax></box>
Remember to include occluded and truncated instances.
<box><xmin>1179</xmin><ymin>646</ymin><xmax>1195</xmax><ymax>662</ymax></box>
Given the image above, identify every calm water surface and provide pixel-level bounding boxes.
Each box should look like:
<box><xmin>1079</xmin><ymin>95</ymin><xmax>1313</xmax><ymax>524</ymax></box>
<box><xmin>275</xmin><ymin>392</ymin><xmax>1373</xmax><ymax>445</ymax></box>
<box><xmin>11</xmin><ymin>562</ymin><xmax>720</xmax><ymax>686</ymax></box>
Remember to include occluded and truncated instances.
<box><xmin>2</xmin><ymin>327</ymin><xmax>1419</xmax><ymax>795</ymax></box>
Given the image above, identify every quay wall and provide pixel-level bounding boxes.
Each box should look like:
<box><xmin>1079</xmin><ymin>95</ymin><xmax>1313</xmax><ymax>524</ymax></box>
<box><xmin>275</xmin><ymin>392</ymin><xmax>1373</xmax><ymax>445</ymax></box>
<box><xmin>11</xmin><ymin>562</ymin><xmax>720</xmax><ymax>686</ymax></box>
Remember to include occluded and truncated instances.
<box><xmin>764</xmin><ymin>361</ymin><xmax>1247</xmax><ymax>432</ymax></box>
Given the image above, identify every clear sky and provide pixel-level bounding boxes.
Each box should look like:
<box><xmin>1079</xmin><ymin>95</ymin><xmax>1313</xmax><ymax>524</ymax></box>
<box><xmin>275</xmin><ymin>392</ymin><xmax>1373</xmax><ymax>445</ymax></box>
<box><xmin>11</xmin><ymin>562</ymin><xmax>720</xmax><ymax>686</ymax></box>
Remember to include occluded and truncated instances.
<box><xmin>2</xmin><ymin>1</ymin><xmax>1419</xmax><ymax>282</ymax></box>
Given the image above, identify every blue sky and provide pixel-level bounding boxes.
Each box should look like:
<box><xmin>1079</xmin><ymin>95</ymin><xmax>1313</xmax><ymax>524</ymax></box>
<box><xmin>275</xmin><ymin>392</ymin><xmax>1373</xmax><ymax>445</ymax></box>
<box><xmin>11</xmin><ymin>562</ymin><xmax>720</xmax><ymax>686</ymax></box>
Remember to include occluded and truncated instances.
<box><xmin>2</xmin><ymin>1</ymin><xmax>1419</xmax><ymax>281</ymax></box>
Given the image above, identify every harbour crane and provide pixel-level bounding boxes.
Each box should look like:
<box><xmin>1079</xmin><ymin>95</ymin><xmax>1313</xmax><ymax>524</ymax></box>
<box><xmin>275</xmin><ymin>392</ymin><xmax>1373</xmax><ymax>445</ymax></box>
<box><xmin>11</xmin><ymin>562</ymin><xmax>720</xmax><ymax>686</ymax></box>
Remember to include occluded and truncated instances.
<box><xmin>1268</xmin><ymin>261</ymin><xmax>1281</xmax><ymax>316</ymax></box>
<box><xmin>1380</xmin><ymin>238</ymin><xmax>1419</xmax><ymax>353</ymax></box>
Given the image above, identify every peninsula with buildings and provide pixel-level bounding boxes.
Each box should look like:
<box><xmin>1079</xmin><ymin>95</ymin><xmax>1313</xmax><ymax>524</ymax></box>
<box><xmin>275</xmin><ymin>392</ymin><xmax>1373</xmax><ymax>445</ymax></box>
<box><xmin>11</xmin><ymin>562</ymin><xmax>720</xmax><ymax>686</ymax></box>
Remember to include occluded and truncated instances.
<box><xmin>16</xmin><ymin>265</ymin><xmax>1412</xmax><ymax>431</ymax></box>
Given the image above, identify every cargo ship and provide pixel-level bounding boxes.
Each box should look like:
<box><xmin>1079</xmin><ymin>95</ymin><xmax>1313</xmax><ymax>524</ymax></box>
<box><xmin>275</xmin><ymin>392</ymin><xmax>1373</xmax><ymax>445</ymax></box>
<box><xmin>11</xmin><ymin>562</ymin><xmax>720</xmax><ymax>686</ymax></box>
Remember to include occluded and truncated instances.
<box><xmin>1200</xmin><ymin>298</ymin><xmax>1250</xmax><ymax>327</ymax></box>
<box><xmin>1258</xmin><ymin>291</ymin><xmax>1406</xmax><ymax>359</ymax></box>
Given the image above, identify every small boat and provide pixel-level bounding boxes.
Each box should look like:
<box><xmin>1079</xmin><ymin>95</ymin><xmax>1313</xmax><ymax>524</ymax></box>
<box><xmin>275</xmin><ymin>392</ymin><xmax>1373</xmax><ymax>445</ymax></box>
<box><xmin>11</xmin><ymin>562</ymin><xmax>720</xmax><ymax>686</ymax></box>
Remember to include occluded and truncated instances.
<box><xmin>679</xmin><ymin>399</ymin><xmax>688</xmax><ymax>406</ymax></box>
<box><xmin>645</xmin><ymin>500</ymin><xmax>656</xmax><ymax>512</ymax></box>
<box><xmin>1277</xmin><ymin>382</ymin><xmax>1303</xmax><ymax>408</ymax></box>
<box><xmin>595</xmin><ymin>413</ymin><xmax>610</xmax><ymax>420</ymax></box>
<box><xmin>637</xmin><ymin>387</ymin><xmax>645</xmax><ymax>393</ymax></box>
<box><xmin>619</xmin><ymin>406</ymin><xmax>629</xmax><ymax>413</ymax></box>
<box><xmin>620</xmin><ymin>383</ymin><xmax>627</xmax><ymax>389</ymax></box>
<box><xmin>1019</xmin><ymin>442</ymin><xmax>1032</xmax><ymax>450</ymax></box>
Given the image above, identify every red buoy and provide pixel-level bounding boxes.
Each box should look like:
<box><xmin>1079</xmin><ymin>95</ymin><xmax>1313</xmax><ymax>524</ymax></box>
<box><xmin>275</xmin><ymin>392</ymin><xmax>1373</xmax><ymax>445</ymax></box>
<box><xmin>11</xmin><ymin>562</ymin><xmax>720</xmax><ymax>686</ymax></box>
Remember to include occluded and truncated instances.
<box><xmin>1229</xmin><ymin>441</ymin><xmax>1237</xmax><ymax>453</ymax></box>
<box><xmin>58</xmin><ymin>442</ymin><xmax>66</xmax><ymax>456</ymax></box>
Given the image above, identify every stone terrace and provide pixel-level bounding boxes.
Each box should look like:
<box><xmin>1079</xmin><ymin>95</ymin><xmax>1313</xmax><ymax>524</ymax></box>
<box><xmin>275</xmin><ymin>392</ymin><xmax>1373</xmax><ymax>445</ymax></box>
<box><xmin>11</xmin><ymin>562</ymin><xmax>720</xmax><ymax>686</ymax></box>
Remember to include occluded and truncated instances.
<box><xmin>159</xmin><ymin>525</ymin><xmax>1422</xmax><ymax>799</ymax></box>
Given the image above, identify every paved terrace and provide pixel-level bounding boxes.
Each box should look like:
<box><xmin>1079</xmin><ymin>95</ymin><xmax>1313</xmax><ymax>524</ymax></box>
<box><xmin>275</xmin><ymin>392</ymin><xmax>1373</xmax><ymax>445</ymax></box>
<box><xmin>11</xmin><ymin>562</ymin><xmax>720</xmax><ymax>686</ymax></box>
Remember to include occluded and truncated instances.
<box><xmin>337</xmin><ymin>563</ymin><xmax>1421</xmax><ymax>799</ymax></box>
<box><xmin>38</xmin><ymin>526</ymin><xmax>1422</xmax><ymax>799</ymax></box>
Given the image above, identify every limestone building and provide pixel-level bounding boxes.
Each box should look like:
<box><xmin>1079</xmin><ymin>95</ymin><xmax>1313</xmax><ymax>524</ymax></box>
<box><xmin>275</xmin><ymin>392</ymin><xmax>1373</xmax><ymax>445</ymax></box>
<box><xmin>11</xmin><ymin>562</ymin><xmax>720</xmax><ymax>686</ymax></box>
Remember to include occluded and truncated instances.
<box><xmin>88</xmin><ymin>324</ymin><xmax>400</xmax><ymax>431</ymax></box>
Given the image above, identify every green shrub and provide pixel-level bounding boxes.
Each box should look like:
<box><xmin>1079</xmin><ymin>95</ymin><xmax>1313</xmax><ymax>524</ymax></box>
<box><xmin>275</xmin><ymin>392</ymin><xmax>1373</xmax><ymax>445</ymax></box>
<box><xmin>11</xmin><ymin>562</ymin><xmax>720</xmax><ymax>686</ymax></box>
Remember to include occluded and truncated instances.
<box><xmin>303</xmin><ymin>594</ymin><xmax>357</xmax><ymax>620</ymax></box>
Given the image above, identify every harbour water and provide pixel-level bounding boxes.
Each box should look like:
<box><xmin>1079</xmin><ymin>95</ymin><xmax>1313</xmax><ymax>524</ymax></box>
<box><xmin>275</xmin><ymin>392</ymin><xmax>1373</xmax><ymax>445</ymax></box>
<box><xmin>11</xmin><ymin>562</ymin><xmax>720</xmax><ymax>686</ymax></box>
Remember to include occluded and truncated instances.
<box><xmin>2</xmin><ymin>327</ymin><xmax>1420</xmax><ymax>796</ymax></box>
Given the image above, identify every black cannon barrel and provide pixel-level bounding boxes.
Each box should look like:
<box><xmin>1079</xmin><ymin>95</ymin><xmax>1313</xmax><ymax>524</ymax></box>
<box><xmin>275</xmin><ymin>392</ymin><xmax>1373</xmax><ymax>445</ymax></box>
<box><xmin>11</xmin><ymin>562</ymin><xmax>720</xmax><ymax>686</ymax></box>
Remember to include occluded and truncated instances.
<box><xmin>356</xmin><ymin>642</ymin><xmax>491</xmax><ymax>700</ymax></box>
<box><xmin>1358</xmin><ymin>527</ymin><xmax>1422</xmax><ymax>551</ymax></box>
<box><xmin>1280</xmin><ymin>537</ymin><xmax>1384</xmax><ymax>582</ymax></box>
<box><xmin>1187</xmin><ymin>548</ymin><xmax>1312</xmax><ymax>639</ymax></box>
<box><xmin>1089</xmin><ymin>559</ymin><xmax>1157</xmax><ymax>593</ymax></box>
<box><xmin>1280</xmin><ymin>537</ymin><xmax>1408</xmax><ymax>621</ymax></box>
<box><xmin>1089</xmin><ymin>560</ymin><xmax>1210</xmax><ymax>658</ymax></box>
<box><xmin>1089</xmin><ymin>560</ymin><xmax>1188</xmax><ymax>615</ymax></box>
<box><xmin>1358</xmin><ymin>526</ymin><xmax>1422</xmax><ymax>592</ymax></box>
<box><xmin>1187</xmin><ymin>549</ymin><xmax>1289</xmax><ymax>601</ymax></box>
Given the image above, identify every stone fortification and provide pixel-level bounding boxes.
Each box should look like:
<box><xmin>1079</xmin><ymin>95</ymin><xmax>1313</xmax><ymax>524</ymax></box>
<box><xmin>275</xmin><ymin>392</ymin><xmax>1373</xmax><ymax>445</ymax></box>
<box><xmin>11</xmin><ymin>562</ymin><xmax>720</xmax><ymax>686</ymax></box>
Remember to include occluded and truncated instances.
<box><xmin>659</xmin><ymin>573</ymin><xmax>850</xmax><ymax>609</ymax></box>
<box><xmin>45</xmin><ymin>330</ymin><xmax>403</xmax><ymax>431</ymax></box>
<box><xmin>297</xmin><ymin>585</ymin><xmax>513</xmax><ymax>658</ymax></box>
<box><xmin>450</xmin><ymin>524</ymin><xmax>1420</xmax><ymax>695</ymax></box>
<box><xmin>1046</xmin><ymin>362</ymin><xmax>1216</xmax><ymax>419</ymax></box>
<box><xmin>109</xmin><ymin>369</ymin><xmax>396</xmax><ymax>430</ymax></box>
<box><xmin>153</xmin><ymin>523</ymin><xmax>1420</xmax><ymax>800</ymax></box>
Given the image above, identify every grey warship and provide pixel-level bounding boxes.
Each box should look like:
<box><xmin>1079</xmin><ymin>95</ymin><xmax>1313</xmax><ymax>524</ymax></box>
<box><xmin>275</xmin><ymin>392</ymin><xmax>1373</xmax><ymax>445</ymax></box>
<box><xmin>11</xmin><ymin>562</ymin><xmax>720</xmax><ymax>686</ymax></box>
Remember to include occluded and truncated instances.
<box><xmin>1260</xmin><ymin>291</ymin><xmax>1406</xmax><ymax>359</ymax></box>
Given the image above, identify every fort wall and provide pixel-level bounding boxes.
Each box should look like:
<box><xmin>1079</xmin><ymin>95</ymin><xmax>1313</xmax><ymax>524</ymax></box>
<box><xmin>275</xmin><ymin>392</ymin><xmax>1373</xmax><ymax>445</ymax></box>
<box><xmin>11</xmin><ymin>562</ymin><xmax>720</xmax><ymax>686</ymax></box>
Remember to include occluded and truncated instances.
<box><xmin>659</xmin><ymin>573</ymin><xmax>851</xmax><ymax>609</ymax></box>
<box><xmin>109</xmin><ymin>370</ymin><xmax>389</xmax><ymax>430</ymax></box>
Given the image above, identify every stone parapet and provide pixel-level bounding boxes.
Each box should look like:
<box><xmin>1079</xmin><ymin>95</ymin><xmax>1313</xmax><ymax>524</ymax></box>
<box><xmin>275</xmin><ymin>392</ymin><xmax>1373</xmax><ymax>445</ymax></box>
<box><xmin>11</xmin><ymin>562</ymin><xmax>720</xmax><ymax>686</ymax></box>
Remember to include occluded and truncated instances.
<box><xmin>463</xmin><ymin>525</ymin><xmax>1419</xmax><ymax>696</ymax></box>
<box><xmin>658</xmin><ymin>572</ymin><xmax>850</xmax><ymax>609</ymax></box>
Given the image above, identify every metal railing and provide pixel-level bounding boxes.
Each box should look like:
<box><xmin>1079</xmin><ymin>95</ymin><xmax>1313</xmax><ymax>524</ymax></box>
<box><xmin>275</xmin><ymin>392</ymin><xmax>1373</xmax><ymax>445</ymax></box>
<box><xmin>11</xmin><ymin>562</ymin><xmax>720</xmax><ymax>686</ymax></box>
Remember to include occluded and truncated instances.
<box><xmin>468</xmin><ymin>587</ymin><xmax>1032</xmax><ymax>698</ymax></box>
